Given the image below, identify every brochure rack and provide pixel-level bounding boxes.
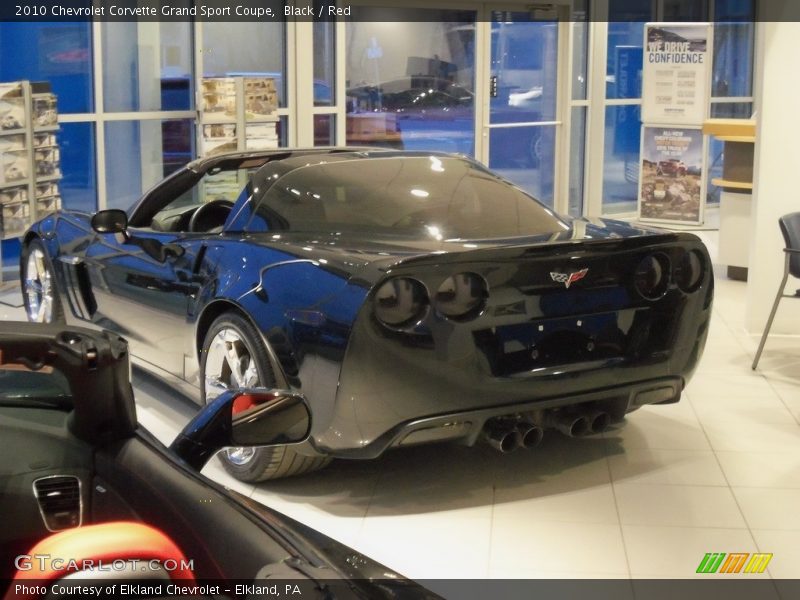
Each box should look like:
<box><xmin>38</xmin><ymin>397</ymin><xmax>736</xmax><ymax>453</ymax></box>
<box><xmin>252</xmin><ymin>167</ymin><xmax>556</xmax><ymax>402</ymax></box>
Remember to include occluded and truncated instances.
<box><xmin>0</xmin><ymin>81</ymin><xmax>62</xmax><ymax>241</ymax></box>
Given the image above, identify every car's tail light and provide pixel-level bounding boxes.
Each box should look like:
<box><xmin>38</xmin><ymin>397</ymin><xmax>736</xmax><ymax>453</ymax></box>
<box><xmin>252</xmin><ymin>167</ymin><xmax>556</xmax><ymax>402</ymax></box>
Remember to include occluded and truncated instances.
<box><xmin>674</xmin><ymin>249</ymin><xmax>705</xmax><ymax>293</ymax></box>
<box><xmin>634</xmin><ymin>253</ymin><xmax>670</xmax><ymax>300</ymax></box>
<box><xmin>434</xmin><ymin>272</ymin><xmax>488</xmax><ymax>321</ymax></box>
<box><xmin>374</xmin><ymin>277</ymin><xmax>428</xmax><ymax>327</ymax></box>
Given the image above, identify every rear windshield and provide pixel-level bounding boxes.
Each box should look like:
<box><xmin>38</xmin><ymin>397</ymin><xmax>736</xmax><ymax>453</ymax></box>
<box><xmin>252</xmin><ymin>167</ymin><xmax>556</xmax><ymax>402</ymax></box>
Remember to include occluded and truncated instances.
<box><xmin>247</xmin><ymin>156</ymin><xmax>567</xmax><ymax>240</ymax></box>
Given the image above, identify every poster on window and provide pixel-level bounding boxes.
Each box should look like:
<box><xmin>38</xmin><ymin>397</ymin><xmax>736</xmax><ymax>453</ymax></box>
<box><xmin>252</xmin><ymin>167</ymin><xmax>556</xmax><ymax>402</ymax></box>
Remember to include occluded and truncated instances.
<box><xmin>642</xmin><ymin>23</ymin><xmax>712</xmax><ymax>125</ymax></box>
<box><xmin>638</xmin><ymin>126</ymin><xmax>706</xmax><ymax>225</ymax></box>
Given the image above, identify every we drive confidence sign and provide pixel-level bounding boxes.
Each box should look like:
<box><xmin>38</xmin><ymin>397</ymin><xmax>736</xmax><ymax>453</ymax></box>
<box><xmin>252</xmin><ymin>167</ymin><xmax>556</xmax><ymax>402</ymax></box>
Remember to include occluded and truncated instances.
<box><xmin>642</xmin><ymin>23</ymin><xmax>712</xmax><ymax>126</ymax></box>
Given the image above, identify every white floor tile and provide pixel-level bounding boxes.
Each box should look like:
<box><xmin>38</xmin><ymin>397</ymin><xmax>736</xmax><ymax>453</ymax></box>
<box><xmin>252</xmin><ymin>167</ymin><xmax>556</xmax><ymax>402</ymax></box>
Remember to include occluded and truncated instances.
<box><xmin>701</xmin><ymin>420</ymin><xmax>800</xmax><ymax>453</ymax></box>
<box><xmin>716</xmin><ymin>451</ymin><xmax>800</xmax><ymax>488</ymax></box>
<box><xmin>493</xmin><ymin>482</ymin><xmax>620</xmax><ymax>526</ymax></box>
<box><xmin>621</xmin><ymin>525</ymin><xmax>760</xmax><ymax>577</ymax></box>
<box><xmin>732</xmin><ymin>487</ymin><xmax>800</xmax><ymax>530</ymax></box>
<box><xmin>607</xmin><ymin>449</ymin><xmax>727</xmax><ymax>486</ymax></box>
<box><xmin>685</xmin><ymin>371</ymin><xmax>776</xmax><ymax>400</ymax></box>
<box><xmin>750</xmin><ymin>529</ymin><xmax>800</xmax><ymax>578</ymax></box>
<box><xmin>603</xmin><ymin>405</ymin><xmax>711</xmax><ymax>451</ymax></box>
<box><xmin>357</xmin><ymin>510</ymin><xmax>492</xmax><ymax>579</ymax></box>
<box><xmin>489</xmin><ymin>520</ymin><xmax>629</xmax><ymax>575</ymax></box>
<box><xmin>613</xmin><ymin>483</ymin><xmax>746</xmax><ymax>528</ymax></box>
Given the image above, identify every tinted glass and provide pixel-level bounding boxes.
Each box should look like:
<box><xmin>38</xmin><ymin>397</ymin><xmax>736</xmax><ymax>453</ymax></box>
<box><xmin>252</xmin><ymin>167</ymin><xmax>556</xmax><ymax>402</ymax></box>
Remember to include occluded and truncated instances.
<box><xmin>105</xmin><ymin>119</ymin><xmax>195</xmax><ymax>211</ymax></box>
<box><xmin>103</xmin><ymin>22</ymin><xmax>193</xmax><ymax>112</ymax></box>
<box><xmin>249</xmin><ymin>157</ymin><xmax>566</xmax><ymax>240</ymax></box>
<box><xmin>346</xmin><ymin>11</ymin><xmax>476</xmax><ymax>156</ymax></box>
<box><xmin>602</xmin><ymin>104</ymin><xmax>642</xmax><ymax>214</ymax></box>
<box><xmin>0</xmin><ymin>22</ymin><xmax>93</xmax><ymax>113</ymax></box>
<box><xmin>202</xmin><ymin>22</ymin><xmax>286</xmax><ymax>107</ymax></box>
<box><xmin>60</xmin><ymin>122</ymin><xmax>97</xmax><ymax>213</ymax></box>
<box><xmin>313</xmin><ymin>17</ymin><xmax>335</xmax><ymax>107</ymax></box>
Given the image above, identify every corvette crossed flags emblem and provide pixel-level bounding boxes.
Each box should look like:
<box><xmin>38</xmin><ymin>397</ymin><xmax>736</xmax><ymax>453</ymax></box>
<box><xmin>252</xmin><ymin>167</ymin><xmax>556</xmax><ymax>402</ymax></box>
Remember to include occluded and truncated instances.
<box><xmin>550</xmin><ymin>268</ymin><xmax>589</xmax><ymax>289</ymax></box>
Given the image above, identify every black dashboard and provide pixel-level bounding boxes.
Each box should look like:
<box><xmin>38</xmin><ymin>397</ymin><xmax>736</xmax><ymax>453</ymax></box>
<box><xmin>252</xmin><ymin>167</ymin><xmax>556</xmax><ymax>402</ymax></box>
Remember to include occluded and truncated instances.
<box><xmin>0</xmin><ymin>405</ymin><xmax>93</xmax><ymax>578</ymax></box>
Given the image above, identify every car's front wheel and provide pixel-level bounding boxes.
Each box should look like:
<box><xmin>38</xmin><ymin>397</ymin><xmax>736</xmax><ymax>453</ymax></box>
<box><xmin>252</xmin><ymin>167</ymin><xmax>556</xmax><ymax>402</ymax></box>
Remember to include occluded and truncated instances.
<box><xmin>200</xmin><ymin>312</ymin><xmax>330</xmax><ymax>482</ymax></box>
<box><xmin>21</xmin><ymin>239</ymin><xmax>64</xmax><ymax>324</ymax></box>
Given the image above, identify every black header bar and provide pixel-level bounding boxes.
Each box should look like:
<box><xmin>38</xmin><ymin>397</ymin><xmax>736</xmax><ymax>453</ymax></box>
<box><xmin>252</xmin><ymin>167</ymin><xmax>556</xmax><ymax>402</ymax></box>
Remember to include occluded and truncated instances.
<box><xmin>1</xmin><ymin>1</ymin><xmax>795</xmax><ymax>23</ymax></box>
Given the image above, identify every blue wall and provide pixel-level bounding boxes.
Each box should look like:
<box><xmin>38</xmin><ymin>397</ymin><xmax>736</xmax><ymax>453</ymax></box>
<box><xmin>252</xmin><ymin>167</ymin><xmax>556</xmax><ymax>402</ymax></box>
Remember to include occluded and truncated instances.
<box><xmin>1</xmin><ymin>22</ymin><xmax>97</xmax><ymax>269</ymax></box>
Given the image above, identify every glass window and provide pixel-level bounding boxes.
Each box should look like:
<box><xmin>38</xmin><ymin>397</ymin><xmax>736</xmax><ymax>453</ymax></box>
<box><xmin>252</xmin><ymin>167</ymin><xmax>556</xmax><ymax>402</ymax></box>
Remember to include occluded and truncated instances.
<box><xmin>0</xmin><ymin>23</ymin><xmax>93</xmax><ymax>113</ymax></box>
<box><xmin>572</xmin><ymin>20</ymin><xmax>589</xmax><ymax>101</ymax></box>
<box><xmin>489</xmin><ymin>125</ymin><xmax>556</xmax><ymax>207</ymax></box>
<box><xmin>314</xmin><ymin>115</ymin><xmax>336</xmax><ymax>146</ymax></box>
<box><xmin>202</xmin><ymin>23</ymin><xmax>287</xmax><ymax>108</ymax></box>
<box><xmin>602</xmin><ymin>105</ymin><xmax>641</xmax><ymax>214</ymax></box>
<box><xmin>569</xmin><ymin>107</ymin><xmax>587</xmax><ymax>216</ymax></box>
<box><xmin>314</xmin><ymin>18</ymin><xmax>336</xmax><ymax>107</ymax></box>
<box><xmin>663</xmin><ymin>0</ymin><xmax>709</xmax><ymax>21</ymax></box>
<box><xmin>249</xmin><ymin>156</ymin><xmax>566</xmax><ymax>239</ymax></box>
<box><xmin>712</xmin><ymin>0</ymin><xmax>755</xmax><ymax>98</ymax></box>
<box><xmin>102</xmin><ymin>22</ymin><xmax>193</xmax><ymax>112</ymax></box>
<box><xmin>346</xmin><ymin>10</ymin><xmax>476</xmax><ymax>156</ymax></box>
<box><xmin>707</xmin><ymin>101</ymin><xmax>753</xmax><ymax>204</ymax></box>
<box><xmin>491</xmin><ymin>15</ymin><xmax>559</xmax><ymax>122</ymax></box>
<box><xmin>105</xmin><ymin>119</ymin><xmax>194</xmax><ymax>211</ymax></box>
<box><xmin>606</xmin><ymin>1</ymin><xmax>652</xmax><ymax>100</ymax></box>
<box><xmin>60</xmin><ymin>122</ymin><xmax>97</xmax><ymax>213</ymax></box>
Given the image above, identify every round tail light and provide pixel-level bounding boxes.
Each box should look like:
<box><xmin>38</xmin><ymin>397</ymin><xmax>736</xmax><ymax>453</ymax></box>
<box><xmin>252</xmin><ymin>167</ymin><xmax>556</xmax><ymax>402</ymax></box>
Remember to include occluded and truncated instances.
<box><xmin>675</xmin><ymin>249</ymin><xmax>705</xmax><ymax>293</ymax></box>
<box><xmin>374</xmin><ymin>277</ymin><xmax>428</xmax><ymax>327</ymax></box>
<box><xmin>634</xmin><ymin>253</ymin><xmax>670</xmax><ymax>300</ymax></box>
<box><xmin>434</xmin><ymin>272</ymin><xmax>488</xmax><ymax>321</ymax></box>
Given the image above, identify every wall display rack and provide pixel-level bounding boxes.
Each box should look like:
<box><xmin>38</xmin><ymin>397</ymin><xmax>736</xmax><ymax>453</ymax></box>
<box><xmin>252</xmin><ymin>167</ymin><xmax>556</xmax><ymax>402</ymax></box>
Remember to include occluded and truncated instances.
<box><xmin>0</xmin><ymin>81</ymin><xmax>62</xmax><ymax>241</ymax></box>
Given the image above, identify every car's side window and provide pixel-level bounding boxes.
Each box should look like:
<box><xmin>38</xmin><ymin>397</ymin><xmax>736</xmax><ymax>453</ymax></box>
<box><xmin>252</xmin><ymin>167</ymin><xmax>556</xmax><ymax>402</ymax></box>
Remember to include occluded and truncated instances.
<box><xmin>147</xmin><ymin>167</ymin><xmax>252</xmax><ymax>233</ymax></box>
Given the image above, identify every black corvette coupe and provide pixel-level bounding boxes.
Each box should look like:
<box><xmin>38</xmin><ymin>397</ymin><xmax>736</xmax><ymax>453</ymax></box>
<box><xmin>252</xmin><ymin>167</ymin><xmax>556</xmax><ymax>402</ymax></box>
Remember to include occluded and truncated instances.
<box><xmin>0</xmin><ymin>322</ymin><xmax>435</xmax><ymax>598</ymax></box>
<box><xmin>20</xmin><ymin>148</ymin><xmax>713</xmax><ymax>481</ymax></box>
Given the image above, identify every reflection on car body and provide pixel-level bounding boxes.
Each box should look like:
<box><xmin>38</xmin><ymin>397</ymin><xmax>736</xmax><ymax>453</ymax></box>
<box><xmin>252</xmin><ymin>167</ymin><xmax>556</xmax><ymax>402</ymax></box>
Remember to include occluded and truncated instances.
<box><xmin>21</xmin><ymin>148</ymin><xmax>713</xmax><ymax>483</ymax></box>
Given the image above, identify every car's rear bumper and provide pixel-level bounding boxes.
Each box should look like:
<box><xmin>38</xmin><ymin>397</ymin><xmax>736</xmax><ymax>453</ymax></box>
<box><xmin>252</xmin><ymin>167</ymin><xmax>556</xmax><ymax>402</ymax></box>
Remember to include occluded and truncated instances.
<box><xmin>317</xmin><ymin>376</ymin><xmax>682</xmax><ymax>459</ymax></box>
<box><xmin>306</xmin><ymin>234</ymin><xmax>712</xmax><ymax>458</ymax></box>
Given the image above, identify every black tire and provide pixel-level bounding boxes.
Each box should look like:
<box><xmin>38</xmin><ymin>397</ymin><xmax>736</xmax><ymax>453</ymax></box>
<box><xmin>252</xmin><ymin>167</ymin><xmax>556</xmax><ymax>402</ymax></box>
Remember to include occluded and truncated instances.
<box><xmin>20</xmin><ymin>239</ymin><xmax>65</xmax><ymax>324</ymax></box>
<box><xmin>200</xmin><ymin>312</ymin><xmax>330</xmax><ymax>482</ymax></box>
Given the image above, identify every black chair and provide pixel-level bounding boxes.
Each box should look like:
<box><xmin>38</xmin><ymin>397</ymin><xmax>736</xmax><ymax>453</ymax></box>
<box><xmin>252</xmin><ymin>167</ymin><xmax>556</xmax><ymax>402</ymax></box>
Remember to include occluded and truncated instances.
<box><xmin>752</xmin><ymin>211</ymin><xmax>800</xmax><ymax>369</ymax></box>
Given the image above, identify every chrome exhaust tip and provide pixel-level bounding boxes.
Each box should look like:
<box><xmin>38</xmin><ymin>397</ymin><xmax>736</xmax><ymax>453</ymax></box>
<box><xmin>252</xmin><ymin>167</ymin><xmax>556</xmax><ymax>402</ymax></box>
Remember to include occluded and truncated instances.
<box><xmin>587</xmin><ymin>411</ymin><xmax>611</xmax><ymax>434</ymax></box>
<box><xmin>552</xmin><ymin>412</ymin><xmax>590</xmax><ymax>437</ymax></box>
<box><xmin>517</xmin><ymin>423</ymin><xmax>544</xmax><ymax>449</ymax></box>
<box><xmin>482</xmin><ymin>423</ymin><xmax>522</xmax><ymax>453</ymax></box>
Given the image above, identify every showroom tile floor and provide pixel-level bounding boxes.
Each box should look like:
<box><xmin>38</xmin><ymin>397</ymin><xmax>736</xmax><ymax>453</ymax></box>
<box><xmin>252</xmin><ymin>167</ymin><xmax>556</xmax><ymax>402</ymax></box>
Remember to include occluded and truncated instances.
<box><xmin>3</xmin><ymin>230</ymin><xmax>799</xmax><ymax>584</ymax></box>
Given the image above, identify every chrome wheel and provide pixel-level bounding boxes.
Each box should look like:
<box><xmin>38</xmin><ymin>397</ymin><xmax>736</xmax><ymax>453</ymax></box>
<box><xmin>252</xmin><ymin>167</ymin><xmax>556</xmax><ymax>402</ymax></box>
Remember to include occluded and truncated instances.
<box><xmin>204</xmin><ymin>327</ymin><xmax>261</xmax><ymax>466</ymax></box>
<box><xmin>24</xmin><ymin>248</ymin><xmax>54</xmax><ymax>323</ymax></box>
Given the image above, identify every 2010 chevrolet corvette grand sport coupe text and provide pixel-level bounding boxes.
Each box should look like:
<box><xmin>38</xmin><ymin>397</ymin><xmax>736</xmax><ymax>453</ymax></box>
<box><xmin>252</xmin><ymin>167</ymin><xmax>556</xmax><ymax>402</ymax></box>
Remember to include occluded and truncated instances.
<box><xmin>20</xmin><ymin>149</ymin><xmax>713</xmax><ymax>481</ymax></box>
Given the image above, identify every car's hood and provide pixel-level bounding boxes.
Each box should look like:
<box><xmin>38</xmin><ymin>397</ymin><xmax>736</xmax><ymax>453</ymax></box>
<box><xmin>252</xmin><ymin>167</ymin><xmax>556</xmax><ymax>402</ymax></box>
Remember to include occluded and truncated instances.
<box><xmin>243</xmin><ymin>216</ymin><xmax>682</xmax><ymax>284</ymax></box>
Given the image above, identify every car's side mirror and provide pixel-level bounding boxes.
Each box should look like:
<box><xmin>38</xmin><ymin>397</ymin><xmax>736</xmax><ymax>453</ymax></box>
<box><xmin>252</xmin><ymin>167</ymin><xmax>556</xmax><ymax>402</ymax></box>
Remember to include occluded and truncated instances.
<box><xmin>168</xmin><ymin>389</ymin><xmax>311</xmax><ymax>471</ymax></box>
<box><xmin>91</xmin><ymin>209</ymin><xmax>128</xmax><ymax>234</ymax></box>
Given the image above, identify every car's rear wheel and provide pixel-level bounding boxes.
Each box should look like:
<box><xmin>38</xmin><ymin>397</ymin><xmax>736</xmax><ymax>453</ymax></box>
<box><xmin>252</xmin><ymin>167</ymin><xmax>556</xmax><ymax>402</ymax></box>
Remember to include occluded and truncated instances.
<box><xmin>201</xmin><ymin>312</ymin><xmax>330</xmax><ymax>481</ymax></box>
<box><xmin>21</xmin><ymin>239</ymin><xmax>64</xmax><ymax>324</ymax></box>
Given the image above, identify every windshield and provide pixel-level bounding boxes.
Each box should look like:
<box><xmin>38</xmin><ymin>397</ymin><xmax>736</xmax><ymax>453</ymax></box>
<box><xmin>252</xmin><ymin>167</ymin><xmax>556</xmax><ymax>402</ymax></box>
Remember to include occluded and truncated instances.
<box><xmin>248</xmin><ymin>156</ymin><xmax>567</xmax><ymax>240</ymax></box>
<box><xmin>0</xmin><ymin>368</ymin><xmax>72</xmax><ymax>408</ymax></box>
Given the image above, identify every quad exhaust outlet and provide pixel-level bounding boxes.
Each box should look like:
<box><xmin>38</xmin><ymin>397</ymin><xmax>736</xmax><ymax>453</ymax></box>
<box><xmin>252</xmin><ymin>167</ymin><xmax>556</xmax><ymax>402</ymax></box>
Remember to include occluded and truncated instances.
<box><xmin>481</xmin><ymin>407</ymin><xmax>613</xmax><ymax>451</ymax></box>
<box><xmin>482</xmin><ymin>421</ymin><xmax>522</xmax><ymax>453</ymax></box>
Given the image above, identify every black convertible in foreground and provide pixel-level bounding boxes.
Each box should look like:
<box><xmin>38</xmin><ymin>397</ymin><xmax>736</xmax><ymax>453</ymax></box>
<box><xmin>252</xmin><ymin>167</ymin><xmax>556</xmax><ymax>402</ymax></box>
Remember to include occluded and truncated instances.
<box><xmin>20</xmin><ymin>148</ymin><xmax>713</xmax><ymax>481</ymax></box>
<box><xmin>0</xmin><ymin>322</ymin><xmax>436</xmax><ymax>598</ymax></box>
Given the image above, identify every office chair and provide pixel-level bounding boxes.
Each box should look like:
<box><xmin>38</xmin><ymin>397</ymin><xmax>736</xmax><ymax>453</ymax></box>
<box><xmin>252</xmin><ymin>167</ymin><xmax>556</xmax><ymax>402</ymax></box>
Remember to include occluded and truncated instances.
<box><xmin>752</xmin><ymin>211</ymin><xmax>800</xmax><ymax>369</ymax></box>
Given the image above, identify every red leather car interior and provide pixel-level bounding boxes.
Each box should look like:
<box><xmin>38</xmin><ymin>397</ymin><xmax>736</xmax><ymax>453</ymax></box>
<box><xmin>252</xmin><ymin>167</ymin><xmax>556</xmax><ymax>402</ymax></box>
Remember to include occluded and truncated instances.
<box><xmin>8</xmin><ymin>521</ymin><xmax>194</xmax><ymax>598</ymax></box>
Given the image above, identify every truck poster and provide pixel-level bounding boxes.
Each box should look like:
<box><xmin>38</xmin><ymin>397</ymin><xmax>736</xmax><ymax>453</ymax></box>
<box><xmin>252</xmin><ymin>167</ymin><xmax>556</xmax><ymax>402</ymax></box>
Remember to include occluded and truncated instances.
<box><xmin>638</xmin><ymin>126</ymin><xmax>706</xmax><ymax>224</ymax></box>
